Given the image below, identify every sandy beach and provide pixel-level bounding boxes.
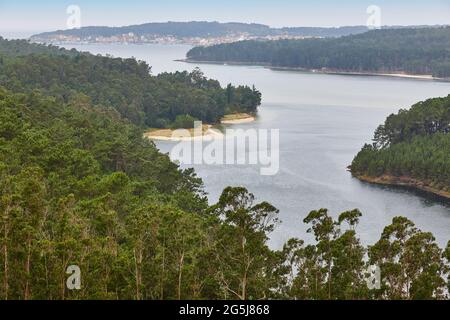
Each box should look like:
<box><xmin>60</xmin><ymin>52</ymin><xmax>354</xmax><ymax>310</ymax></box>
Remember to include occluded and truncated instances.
<box><xmin>144</xmin><ymin>125</ymin><xmax>224</xmax><ymax>141</ymax></box>
<box><xmin>220</xmin><ymin>113</ymin><xmax>255</xmax><ymax>124</ymax></box>
<box><xmin>145</xmin><ymin>113</ymin><xmax>255</xmax><ymax>141</ymax></box>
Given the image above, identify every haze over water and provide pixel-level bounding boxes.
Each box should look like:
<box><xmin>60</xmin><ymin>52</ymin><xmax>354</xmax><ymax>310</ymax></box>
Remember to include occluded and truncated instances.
<box><xmin>66</xmin><ymin>43</ymin><xmax>450</xmax><ymax>248</ymax></box>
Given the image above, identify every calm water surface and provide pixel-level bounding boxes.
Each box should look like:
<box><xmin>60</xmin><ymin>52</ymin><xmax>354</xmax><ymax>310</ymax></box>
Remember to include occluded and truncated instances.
<box><xmin>65</xmin><ymin>44</ymin><xmax>450</xmax><ymax>247</ymax></box>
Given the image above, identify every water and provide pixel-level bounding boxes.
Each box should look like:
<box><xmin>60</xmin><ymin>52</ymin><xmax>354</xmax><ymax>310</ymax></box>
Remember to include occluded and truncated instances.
<box><xmin>65</xmin><ymin>43</ymin><xmax>450</xmax><ymax>248</ymax></box>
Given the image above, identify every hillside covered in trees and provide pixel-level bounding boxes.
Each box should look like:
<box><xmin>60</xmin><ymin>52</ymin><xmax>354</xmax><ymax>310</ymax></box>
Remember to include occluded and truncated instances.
<box><xmin>0</xmin><ymin>89</ymin><xmax>449</xmax><ymax>299</ymax></box>
<box><xmin>0</xmin><ymin>36</ymin><xmax>450</xmax><ymax>300</ymax></box>
<box><xmin>187</xmin><ymin>27</ymin><xmax>450</xmax><ymax>77</ymax></box>
<box><xmin>351</xmin><ymin>95</ymin><xmax>450</xmax><ymax>198</ymax></box>
<box><xmin>31</xmin><ymin>21</ymin><xmax>369</xmax><ymax>42</ymax></box>
<box><xmin>0</xmin><ymin>38</ymin><xmax>261</xmax><ymax>128</ymax></box>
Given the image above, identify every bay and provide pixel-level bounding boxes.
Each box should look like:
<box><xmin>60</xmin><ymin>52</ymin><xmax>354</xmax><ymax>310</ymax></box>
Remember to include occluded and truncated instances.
<box><xmin>64</xmin><ymin>43</ymin><xmax>450</xmax><ymax>247</ymax></box>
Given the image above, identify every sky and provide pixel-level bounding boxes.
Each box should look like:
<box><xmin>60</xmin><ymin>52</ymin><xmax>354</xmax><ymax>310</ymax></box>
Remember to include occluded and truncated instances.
<box><xmin>1</xmin><ymin>0</ymin><xmax>449</xmax><ymax>38</ymax></box>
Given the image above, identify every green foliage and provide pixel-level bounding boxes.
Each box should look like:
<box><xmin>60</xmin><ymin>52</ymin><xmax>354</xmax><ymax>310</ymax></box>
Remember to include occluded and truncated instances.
<box><xmin>288</xmin><ymin>209</ymin><xmax>368</xmax><ymax>299</ymax></box>
<box><xmin>0</xmin><ymin>39</ymin><xmax>449</xmax><ymax>300</ymax></box>
<box><xmin>0</xmin><ymin>108</ymin><xmax>449</xmax><ymax>300</ymax></box>
<box><xmin>170</xmin><ymin>115</ymin><xmax>199</xmax><ymax>129</ymax></box>
<box><xmin>207</xmin><ymin>187</ymin><xmax>281</xmax><ymax>299</ymax></box>
<box><xmin>187</xmin><ymin>27</ymin><xmax>450</xmax><ymax>77</ymax></box>
<box><xmin>351</xmin><ymin>95</ymin><xmax>450</xmax><ymax>192</ymax></box>
<box><xmin>368</xmin><ymin>217</ymin><xmax>448</xmax><ymax>299</ymax></box>
<box><xmin>0</xmin><ymin>38</ymin><xmax>261</xmax><ymax>127</ymax></box>
<box><xmin>373</xmin><ymin>95</ymin><xmax>450</xmax><ymax>148</ymax></box>
<box><xmin>0</xmin><ymin>88</ymin><xmax>210</xmax><ymax>299</ymax></box>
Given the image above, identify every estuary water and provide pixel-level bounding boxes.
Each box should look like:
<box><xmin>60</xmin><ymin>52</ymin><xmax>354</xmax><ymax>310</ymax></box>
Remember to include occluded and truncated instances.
<box><xmin>65</xmin><ymin>43</ymin><xmax>450</xmax><ymax>247</ymax></box>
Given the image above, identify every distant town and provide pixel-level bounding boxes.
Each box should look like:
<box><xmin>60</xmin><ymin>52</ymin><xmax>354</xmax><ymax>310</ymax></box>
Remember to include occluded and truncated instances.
<box><xmin>31</xmin><ymin>32</ymin><xmax>314</xmax><ymax>46</ymax></box>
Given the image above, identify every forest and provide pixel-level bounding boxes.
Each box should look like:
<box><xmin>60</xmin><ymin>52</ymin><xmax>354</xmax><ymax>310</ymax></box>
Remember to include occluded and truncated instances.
<box><xmin>351</xmin><ymin>95</ymin><xmax>450</xmax><ymax>195</ymax></box>
<box><xmin>0</xmin><ymin>39</ymin><xmax>450</xmax><ymax>300</ymax></box>
<box><xmin>0</xmin><ymin>37</ymin><xmax>261</xmax><ymax>128</ymax></box>
<box><xmin>187</xmin><ymin>27</ymin><xmax>450</xmax><ymax>77</ymax></box>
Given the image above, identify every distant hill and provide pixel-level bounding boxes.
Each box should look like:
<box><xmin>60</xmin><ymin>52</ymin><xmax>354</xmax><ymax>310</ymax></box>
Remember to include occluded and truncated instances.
<box><xmin>187</xmin><ymin>26</ymin><xmax>450</xmax><ymax>78</ymax></box>
<box><xmin>30</xmin><ymin>21</ymin><xmax>370</xmax><ymax>43</ymax></box>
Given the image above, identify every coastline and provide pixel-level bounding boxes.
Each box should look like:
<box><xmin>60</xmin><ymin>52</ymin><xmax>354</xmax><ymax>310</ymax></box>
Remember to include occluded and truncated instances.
<box><xmin>270</xmin><ymin>67</ymin><xmax>438</xmax><ymax>81</ymax></box>
<box><xmin>177</xmin><ymin>59</ymin><xmax>271</xmax><ymax>67</ymax></box>
<box><xmin>353</xmin><ymin>174</ymin><xmax>450</xmax><ymax>201</ymax></box>
<box><xmin>220</xmin><ymin>113</ymin><xmax>255</xmax><ymax>124</ymax></box>
<box><xmin>144</xmin><ymin>125</ymin><xmax>223</xmax><ymax>142</ymax></box>
<box><xmin>180</xmin><ymin>59</ymin><xmax>448</xmax><ymax>81</ymax></box>
<box><xmin>144</xmin><ymin>113</ymin><xmax>255</xmax><ymax>141</ymax></box>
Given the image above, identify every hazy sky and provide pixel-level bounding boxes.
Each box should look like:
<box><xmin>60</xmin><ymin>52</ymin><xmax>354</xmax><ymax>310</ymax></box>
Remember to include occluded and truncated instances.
<box><xmin>1</xmin><ymin>0</ymin><xmax>449</xmax><ymax>37</ymax></box>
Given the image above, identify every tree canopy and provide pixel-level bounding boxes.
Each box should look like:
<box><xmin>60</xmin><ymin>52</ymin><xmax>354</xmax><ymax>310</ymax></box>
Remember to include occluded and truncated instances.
<box><xmin>351</xmin><ymin>95</ymin><xmax>450</xmax><ymax>194</ymax></box>
<box><xmin>0</xmin><ymin>37</ymin><xmax>261</xmax><ymax>128</ymax></box>
<box><xmin>0</xmin><ymin>36</ymin><xmax>449</xmax><ymax>300</ymax></box>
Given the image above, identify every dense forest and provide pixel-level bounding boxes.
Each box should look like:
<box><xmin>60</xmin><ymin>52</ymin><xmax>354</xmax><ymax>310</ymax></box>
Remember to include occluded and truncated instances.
<box><xmin>0</xmin><ymin>89</ymin><xmax>449</xmax><ymax>299</ymax></box>
<box><xmin>31</xmin><ymin>21</ymin><xmax>369</xmax><ymax>42</ymax></box>
<box><xmin>351</xmin><ymin>95</ymin><xmax>450</xmax><ymax>195</ymax></box>
<box><xmin>187</xmin><ymin>27</ymin><xmax>450</xmax><ymax>77</ymax></box>
<box><xmin>0</xmin><ymin>38</ymin><xmax>449</xmax><ymax>300</ymax></box>
<box><xmin>0</xmin><ymin>38</ymin><xmax>261</xmax><ymax>128</ymax></box>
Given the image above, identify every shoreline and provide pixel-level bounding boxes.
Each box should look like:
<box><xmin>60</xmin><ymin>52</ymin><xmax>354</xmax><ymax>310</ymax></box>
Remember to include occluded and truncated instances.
<box><xmin>270</xmin><ymin>67</ymin><xmax>438</xmax><ymax>80</ymax></box>
<box><xmin>353</xmin><ymin>174</ymin><xmax>450</xmax><ymax>201</ymax></box>
<box><xmin>144</xmin><ymin>125</ymin><xmax>224</xmax><ymax>142</ymax></box>
<box><xmin>221</xmin><ymin>117</ymin><xmax>255</xmax><ymax>124</ymax></box>
<box><xmin>144</xmin><ymin>113</ymin><xmax>255</xmax><ymax>141</ymax></box>
<box><xmin>180</xmin><ymin>59</ymin><xmax>448</xmax><ymax>81</ymax></box>
<box><xmin>220</xmin><ymin>113</ymin><xmax>255</xmax><ymax>124</ymax></box>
